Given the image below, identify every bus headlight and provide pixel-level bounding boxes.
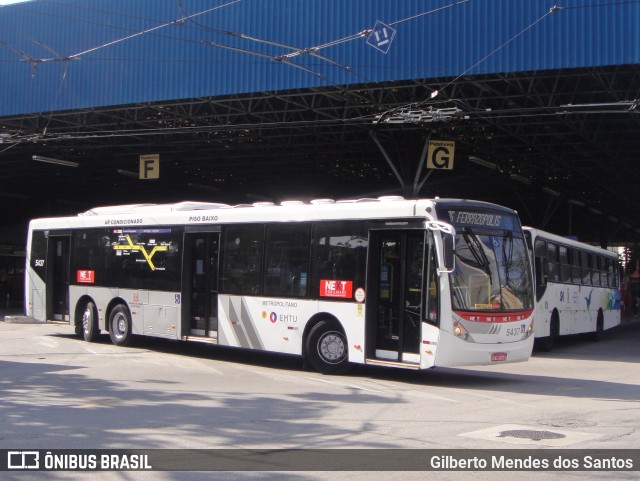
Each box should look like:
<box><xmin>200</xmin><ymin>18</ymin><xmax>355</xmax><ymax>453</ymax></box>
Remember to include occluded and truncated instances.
<box><xmin>526</xmin><ymin>320</ymin><xmax>534</xmax><ymax>338</ymax></box>
<box><xmin>453</xmin><ymin>321</ymin><xmax>469</xmax><ymax>340</ymax></box>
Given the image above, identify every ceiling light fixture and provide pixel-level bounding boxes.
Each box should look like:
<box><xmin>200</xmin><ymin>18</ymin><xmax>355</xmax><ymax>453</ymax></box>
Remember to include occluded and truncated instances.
<box><xmin>510</xmin><ymin>173</ymin><xmax>531</xmax><ymax>185</ymax></box>
<box><xmin>542</xmin><ymin>187</ymin><xmax>561</xmax><ymax>197</ymax></box>
<box><xmin>468</xmin><ymin>156</ymin><xmax>497</xmax><ymax>170</ymax></box>
<box><xmin>117</xmin><ymin>169</ymin><xmax>138</xmax><ymax>178</ymax></box>
<box><xmin>187</xmin><ymin>182</ymin><xmax>219</xmax><ymax>192</ymax></box>
<box><xmin>32</xmin><ymin>155</ymin><xmax>79</xmax><ymax>167</ymax></box>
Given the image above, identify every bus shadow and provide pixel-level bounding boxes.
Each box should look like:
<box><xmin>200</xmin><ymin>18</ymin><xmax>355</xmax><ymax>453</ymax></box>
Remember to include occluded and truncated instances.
<box><xmin>0</xmin><ymin>356</ymin><xmax>400</xmax><ymax>452</ymax></box>
<box><xmin>531</xmin><ymin>319</ymin><xmax>640</xmax><ymax>362</ymax></box>
<box><xmin>49</xmin><ymin>319</ymin><xmax>640</xmax><ymax>404</ymax></box>
<box><xmin>51</xmin><ymin>330</ymin><xmax>308</xmax><ymax>372</ymax></box>
<box><xmin>347</xmin><ymin>362</ymin><xmax>640</xmax><ymax>402</ymax></box>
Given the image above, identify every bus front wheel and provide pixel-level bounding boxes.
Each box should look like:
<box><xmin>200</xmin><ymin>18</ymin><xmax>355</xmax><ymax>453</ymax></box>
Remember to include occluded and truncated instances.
<box><xmin>109</xmin><ymin>304</ymin><xmax>132</xmax><ymax>346</ymax></box>
<box><xmin>306</xmin><ymin>321</ymin><xmax>350</xmax><ymax>374</ymax></box>
<box><xmin>537</xmin><ymin>312</ymin><xmax>559</xmax><ymax>352</ymax></box>
<box><xmin>79</xmin><ymin>301</ymin><xmax>100</xmax><ymax>342</ymax></box>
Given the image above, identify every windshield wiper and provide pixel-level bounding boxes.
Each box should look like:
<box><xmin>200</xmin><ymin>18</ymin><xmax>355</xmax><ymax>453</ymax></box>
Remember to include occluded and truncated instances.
<box><xmin>463</xmin><ymin>229</ymin><xmax>491</xmax><ymax>274</ymax></box>
<box><xmin>503</xmin><ymin>231</ymin><xmax>513</xmax><ymax>265</ymax></box>
<box><xmin>502</xmin><ymin>231</ymin><xmax>513</xmax><ymax>286</ymax></box>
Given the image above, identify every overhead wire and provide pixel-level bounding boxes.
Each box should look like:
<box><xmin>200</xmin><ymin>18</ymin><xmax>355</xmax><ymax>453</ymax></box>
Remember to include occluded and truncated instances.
<box><xmin>0</xmin><ymin>0</ymin><xmax>244</xmax><ymax>142</ymax></box>
<box><xmin>2</xmin><ymin>0</ymin><xmax>474</xmax><ymax>145</ymax></box>
<box><xmin>424</xmin><ymin>5</ymin><xmax>561</xmax><ymax>106</ymax></box>
<box><xmin>2</xmin><ymin>0</ymin><xmax>471</xmax><ymax>105</ymax></box>
<box><xmin>194</xmin><ymin>0</ymin><xmax>471</xmax><ymax>86</ymax></box>
<box><xmin>381</xmin><ymin>0</ymin><xmax>640</xmax><ymax>120</ymax></box>
<box><xmin>375</xmin><ymin>3</ymin><xmax>562</xmax><ymax>123</ymax></box>
<box><xmin>0</xmin><ymin>1</ymin><xmax>232</xmax><ymax>63</ymax></box>
<box><xmin>2</xmin><ymin>0</ymin><xmax>638</xmax><ymax>228</ymax></box>
<box><xmin>2</xmin><ymin>0</ymin><xmax>639</xmax><ymax>141</ymax></box>
<box><xmin>388</xmin><ymin>0</ymin><xmax>470</xmax><ymax>25</ymax></box>
<box><xmin>40</xmin><ymin>0</ymin><xmax>242</xmax><ymax>61</ymax></box>
<box><xmin>7</xmin><ymin>98</ymin><xmax>637</xmax><ymax>146</ymax></box>
<box><xmin>0</xmin><ymin>0</ymin><xmax>245</xmax><ymax>67</ymax></box>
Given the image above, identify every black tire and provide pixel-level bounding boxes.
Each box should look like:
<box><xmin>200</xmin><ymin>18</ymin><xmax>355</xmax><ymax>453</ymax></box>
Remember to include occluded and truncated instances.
<box><xmin>79</xmin><ymin>301</ymin><xmax>100</xmax><ymax>342</ymax></box>
<box><xmin>536</xmin><ymin>313</ymin><xmax>559</xmax><ymax>352</ymax></box>
<box><xmin>305</xmin><ymin>320</ymin><xmax>350</xmax><ymax>374</ymax></box>
<box><xmin>108</xmin><ymin>304</ymin><xmax>133</xmax><ymax>346</ymax></box>
<box><xmin>588</xmin><ymin>310</ymin><xmax>604</xmax><ymax>342</ymax></box>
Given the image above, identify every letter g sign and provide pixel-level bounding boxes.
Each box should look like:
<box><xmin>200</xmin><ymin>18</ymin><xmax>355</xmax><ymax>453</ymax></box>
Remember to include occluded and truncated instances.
<box><xmin>426</xmin><ymin>140</ymin><xmax>455</xmax><ymax>170</ymax></box>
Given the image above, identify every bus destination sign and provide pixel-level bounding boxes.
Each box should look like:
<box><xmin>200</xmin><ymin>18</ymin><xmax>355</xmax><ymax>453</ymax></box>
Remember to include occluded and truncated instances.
<box><xmin>438</xmin><ymin>209</ymin><xmax>517</xmax><ymax>230</ymax></box>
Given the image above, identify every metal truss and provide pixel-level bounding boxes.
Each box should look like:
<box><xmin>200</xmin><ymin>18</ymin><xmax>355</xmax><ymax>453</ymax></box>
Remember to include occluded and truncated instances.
<box><xmin>1</xmin><ymin>64</ymin><xmax>639</xmax><ymax>244</ymax></box>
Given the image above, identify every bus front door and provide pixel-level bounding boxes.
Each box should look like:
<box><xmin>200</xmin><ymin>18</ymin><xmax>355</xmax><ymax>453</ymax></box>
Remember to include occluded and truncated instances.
<box><xmin>368</xmin><ymin>231</ymin><xmax>424</xmax><ymax>364</ymax></box>
<box><xmin>184</xmin><ymin>232</ymin><xmax>220</xmax><ymax>339</ymax></box>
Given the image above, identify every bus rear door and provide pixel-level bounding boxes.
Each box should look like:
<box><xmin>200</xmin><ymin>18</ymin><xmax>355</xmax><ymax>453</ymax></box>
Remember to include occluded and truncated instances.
<box><xmin>183</xmin><ymin>231</ymin><xmax>220</xmax><ymax>339</ymax></box>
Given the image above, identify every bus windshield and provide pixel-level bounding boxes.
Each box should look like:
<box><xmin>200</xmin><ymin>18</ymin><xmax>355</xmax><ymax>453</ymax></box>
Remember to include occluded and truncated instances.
<box><xmin>450</xmin><ymin>228</ymin><xmax>533</xmax><ymax>311</ymax></box>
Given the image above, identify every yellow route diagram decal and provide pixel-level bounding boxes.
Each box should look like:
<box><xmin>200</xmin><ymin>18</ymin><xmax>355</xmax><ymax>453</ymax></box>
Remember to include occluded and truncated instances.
<box><xmin>113</xmin><ymin>234</ymin><xmax>168</xmax><ymax>271</ymax></box>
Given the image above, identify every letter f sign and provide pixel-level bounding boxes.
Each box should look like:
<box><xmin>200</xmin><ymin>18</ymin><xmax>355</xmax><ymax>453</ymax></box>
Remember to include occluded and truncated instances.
<box><xmin>139</xmin><ymin>154</ymin><xmax>160</xmax><ymax>179</ymax></box>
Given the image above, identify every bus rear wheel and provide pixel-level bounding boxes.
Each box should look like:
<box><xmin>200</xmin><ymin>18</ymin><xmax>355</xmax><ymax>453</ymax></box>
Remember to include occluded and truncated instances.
<box><xmin>588</xmin><ymin>310</ymin><xmax>604</xmax><ymax>342</ymax></box>
<box><xmin>79</xmin><ymin>301</ymin><xmax>99</xmax><ymax>342</ymax></box>
<box><xmin>109</xmin><ymin>304</ymin><xmax>132</xmax><ymax>346</ymax></box>
<box><xmin>306</xmin><ymin>321</ymin><xmax>349</xmax><ymax>374</ymax></box>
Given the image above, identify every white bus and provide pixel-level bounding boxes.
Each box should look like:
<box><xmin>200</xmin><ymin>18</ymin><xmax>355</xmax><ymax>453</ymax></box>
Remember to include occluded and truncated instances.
<box><xmin>523</xmin><ymin>227</ymin><xmax>621</xmax><ymax>351</ymax></box>
<box><xmin>25</xmin><ymin>197</ymin><xmax>535</xmax><ymax>373</ymax></box>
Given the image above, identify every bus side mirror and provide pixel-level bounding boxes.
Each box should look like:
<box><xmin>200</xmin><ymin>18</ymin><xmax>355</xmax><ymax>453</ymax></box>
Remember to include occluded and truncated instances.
<box><xmin>426</xmin><ymin>221</ymin><xmax>456</xmax><ymax>275</ymax></box>
<box><xmin>442</xmin><ymin>234</ymin><xmax>455</xmax><ymax>272</ymax></box>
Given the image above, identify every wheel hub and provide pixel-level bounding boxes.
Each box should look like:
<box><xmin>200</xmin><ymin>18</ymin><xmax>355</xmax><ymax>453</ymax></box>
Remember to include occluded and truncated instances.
<box><xmin>320</xmin><ymin>333</ymin><xmax>345</xmax><ymax>362</ymax></box>
<box><xmin>82</xmin><ymin>309</ymin><xmax>91</xmax><ymax>331</ymax></box>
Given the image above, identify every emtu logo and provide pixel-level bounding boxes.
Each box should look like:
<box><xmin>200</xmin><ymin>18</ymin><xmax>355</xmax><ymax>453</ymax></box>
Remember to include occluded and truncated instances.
<box><xmin>8</xmin><ymin>451</ymin><xmax>40</xmax><ymax>470</ymax></box>
<box><xmin>261</xmin><ymin>311</ymin><xmax>280</xmax><ymax>323</ymax></box>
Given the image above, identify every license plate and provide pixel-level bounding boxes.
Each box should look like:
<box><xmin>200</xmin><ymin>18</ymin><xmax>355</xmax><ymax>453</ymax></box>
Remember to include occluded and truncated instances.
<box><xmin>491</xmin><ymin>352</ymin><xmax>508</xmax><ymax>362</ymax></box>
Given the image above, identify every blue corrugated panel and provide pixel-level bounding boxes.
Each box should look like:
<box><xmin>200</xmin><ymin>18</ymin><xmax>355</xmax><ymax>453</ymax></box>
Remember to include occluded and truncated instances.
<box><xmin>0</xmin><ymin>0</ymin><xmax>638</xmax><ymax>116</ymax></box>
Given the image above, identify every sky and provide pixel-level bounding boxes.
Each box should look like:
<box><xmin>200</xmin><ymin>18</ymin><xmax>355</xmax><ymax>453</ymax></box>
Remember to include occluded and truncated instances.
<box><xmin>0</xmin><ymin>1</ymin><xmax>30</xmax><ymax>5</ymax></box>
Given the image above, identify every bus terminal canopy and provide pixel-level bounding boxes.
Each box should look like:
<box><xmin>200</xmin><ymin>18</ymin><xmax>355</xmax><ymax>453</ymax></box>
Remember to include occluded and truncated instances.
<box><xmin>0</xmin><ymin>0</ymin><xmax>639</xmax><ymax>245</ymax></box>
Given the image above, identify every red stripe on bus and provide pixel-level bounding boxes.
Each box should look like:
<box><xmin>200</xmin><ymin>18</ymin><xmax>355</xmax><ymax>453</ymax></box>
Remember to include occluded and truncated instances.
<box><xmin>454</xmin><ymin>310</ymin><xmax>533</xmax><ymax>323</ymax></box>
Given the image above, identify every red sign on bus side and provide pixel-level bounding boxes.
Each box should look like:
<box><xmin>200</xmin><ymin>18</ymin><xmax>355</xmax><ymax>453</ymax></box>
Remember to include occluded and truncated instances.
<box><xmin>77</xmin><ymin>270</ymin><xmax>95</xmax><ymax>284</ymax></box>
<box><xmin>320</xmin><ymin>280</ymin><xmax>353</xmax><ymax>299</ymax></box>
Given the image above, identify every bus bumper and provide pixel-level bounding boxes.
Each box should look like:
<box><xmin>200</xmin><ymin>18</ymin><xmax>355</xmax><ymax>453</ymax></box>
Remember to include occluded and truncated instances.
<box><xmin>433</xmin><ymin>330</ymin><xmax>534</xmax><ymax>367</ymax></box>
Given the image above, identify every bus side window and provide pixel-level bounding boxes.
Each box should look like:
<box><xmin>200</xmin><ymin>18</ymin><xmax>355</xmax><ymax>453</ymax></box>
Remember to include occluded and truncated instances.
<box><xmin>311</xmin><ymin>222</ymin><xmax>368</xmax><ymax>299</ymax></box>
<box><xmin>221</xmin><ymin>225</ymin><xmax>264</xmax><ymax>295</ymax></box>
<box><xmin>592</xmin><ymin>256</ymin><xmax>601</xmax><ymax>286</ymax></box>
<box><xmin>581</xmin><ymin>251</ymin><xmax>591</xmax><ymax>285</ymax></box>
<box><xmin>546</xmin><ymin>242</ymin><xmax>559</xmax><ymax>282</ymax></box>
<box><xmin>534</xmin><ymin>239</ymin><xmax>547</xmax><ymax>285</ymax></box>
<box><xmin>559</xmin><ymin>245</ymin><xmax>570</xmax><ymax>283</ymax></box>
<box><xmin>534</xmin><ymin>257</ymin><xmax>545</xmax><ymax>287</ymax></box>
<box><xmin>264</xmin><ymin>224</ymin><xmax>311</xmax><ymax>298</ymax></box>
<box><xmin>570</xmin><ymin>249</ymin><xmax>581</xmax><ymax>284</ymax></box>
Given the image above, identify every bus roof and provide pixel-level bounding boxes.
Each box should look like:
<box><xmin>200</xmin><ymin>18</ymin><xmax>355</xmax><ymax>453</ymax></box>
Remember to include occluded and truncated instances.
<box><xmin>29</xmin><ymin>197</ymin><xmax>518</xmax><ymax>230</ymax></box>
<box><xmin>523</xmin><ymin>226</ymin><xmax>618</xmax><ymax>258</ymax></box>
